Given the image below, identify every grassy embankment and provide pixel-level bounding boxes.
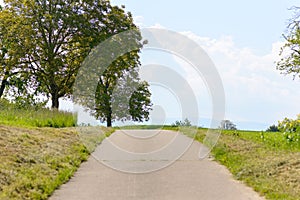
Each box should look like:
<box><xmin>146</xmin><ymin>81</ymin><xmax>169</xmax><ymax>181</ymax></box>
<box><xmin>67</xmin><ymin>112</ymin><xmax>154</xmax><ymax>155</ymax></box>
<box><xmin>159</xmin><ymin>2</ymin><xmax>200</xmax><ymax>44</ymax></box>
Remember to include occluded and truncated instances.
<box><xmin>0</xmin><ymin>99</ymin><xmax>75</xmax><ymax>128</ymax></box>
<box><xmin>183</xmin><ymin>127</ymin><xmax>299</xmax><ymax>200</ymax></box>
<box><xmin>0</xmin><ymin>100</ymin><xmax>113</xmax><ymax>199</ymax></box>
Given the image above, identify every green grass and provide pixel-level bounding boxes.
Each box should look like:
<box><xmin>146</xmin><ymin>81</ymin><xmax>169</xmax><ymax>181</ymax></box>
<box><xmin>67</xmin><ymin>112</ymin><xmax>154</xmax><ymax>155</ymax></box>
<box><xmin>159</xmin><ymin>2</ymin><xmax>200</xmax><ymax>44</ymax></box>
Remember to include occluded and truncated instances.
<box><xmin>0</xmin><ymin>125</ymin><xmax>113</xmax><ymax>200</ymax></box>
<box><xmin>0</xmin><ymin>99</ymin><xmax>114</xmax><ymax>199</ymax></box>
<box><xmin>0</xmin><ymin>99</ymin><xmax>76</xmax><ymax>128</ymax></box>
<box><xmin>77</xmin><ymin>126</ymin><xmax>115</xmax><ymax>153</ymax></box>
<box><xmin>192</xmin><ymin>129</ymin><xmax>300</xmax><ymax>200</ymax></box>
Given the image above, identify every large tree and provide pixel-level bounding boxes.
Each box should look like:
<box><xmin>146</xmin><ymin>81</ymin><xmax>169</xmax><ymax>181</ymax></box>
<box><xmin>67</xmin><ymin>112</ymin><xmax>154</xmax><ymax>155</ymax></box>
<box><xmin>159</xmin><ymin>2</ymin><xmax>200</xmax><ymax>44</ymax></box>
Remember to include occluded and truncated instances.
<box><xmin>2</xmin><ymin>0</ymin><xmax>137</xmax><ymax>108</ymax></box>
<box><xmin>277</xmin><ymin>7</ymin><xmax>300</xmax><ymax>79</ymax></box>
<box><xmin>74</xmin><ymin>29</ymin><xmax>152</xmax><ymax>127</ymax></box>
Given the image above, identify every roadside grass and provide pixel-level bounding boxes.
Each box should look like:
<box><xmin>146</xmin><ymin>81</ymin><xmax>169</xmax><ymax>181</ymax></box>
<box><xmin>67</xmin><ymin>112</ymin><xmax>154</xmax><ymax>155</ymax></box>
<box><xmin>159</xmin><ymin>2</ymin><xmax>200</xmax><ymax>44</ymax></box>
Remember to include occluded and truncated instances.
<box><xmin>0</xmin><ymin>125</ymin><xmax>113</xmax><ymax>200</ymax></box>
<box><xmin>77</xmin><ymin>126</ymin><xmax>115</xmax><ymax>153</ymax></box>
<box><xmin>192</xmin><ymin>129</ymin><xmax>300</xmax><ymax>200</ymax></box>
<box><xmin>0</xmin><ymin>99</ymin><xmax>115</xmax><ymax>199</ymax></box>
<box><xmin>0</xmin><ymin>99</ymin><xmax>76</xmax><ymax>128</ymax></box>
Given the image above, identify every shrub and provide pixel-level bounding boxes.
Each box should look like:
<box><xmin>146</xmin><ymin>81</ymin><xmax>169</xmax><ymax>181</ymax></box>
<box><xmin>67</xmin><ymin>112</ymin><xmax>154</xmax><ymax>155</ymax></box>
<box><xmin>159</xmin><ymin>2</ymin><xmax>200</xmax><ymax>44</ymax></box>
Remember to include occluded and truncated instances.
<box><xmin>266</xmin><ymin>124</ymin><xmax>279</xmax><ymax>132</ymax></box>
<box><xmin>220</xmin><ymin>120</ymin><xmax>237</xmax><ymax>130</ymax></box>
<box><xmin>278</xmin><ymin>115</ymin><xmax>300</xmax><ymax>142</ymax></box>
<box><xmin>172</xmin><ymin>118</ymin><xmax>192</xmax><ymax>127</ymax></box>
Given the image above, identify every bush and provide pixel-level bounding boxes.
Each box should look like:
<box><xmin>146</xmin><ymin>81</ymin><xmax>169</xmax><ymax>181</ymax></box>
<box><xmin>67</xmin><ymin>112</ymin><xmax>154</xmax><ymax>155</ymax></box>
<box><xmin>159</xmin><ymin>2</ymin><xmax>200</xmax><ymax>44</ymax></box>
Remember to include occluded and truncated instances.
<box><xmin>172</xmin><ymin>118</ymin><xmax>192</xmax><ymax>127</ymax></box>
<box><xmin>266</xmin><ymin>124</ymin><xmax>279</xmax><ymax>132</ymax></box>
<box><xmin>220</xmin><ymin>120</ymin><xmax>237</xmax><ymax>130</ymax></box>
<box><xmin>278</xmin><ymin>115</ymin><xmax>300</xmax><ymax>142</ymax></box>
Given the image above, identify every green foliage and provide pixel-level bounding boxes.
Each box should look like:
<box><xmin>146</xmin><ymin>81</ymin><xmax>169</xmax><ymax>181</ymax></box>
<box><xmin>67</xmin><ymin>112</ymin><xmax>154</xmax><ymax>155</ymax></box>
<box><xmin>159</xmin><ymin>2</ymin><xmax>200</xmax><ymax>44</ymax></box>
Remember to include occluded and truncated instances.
<box><xmin>220</xmin><ymin>119</ymin><xmax>237</xmax><ymax>130</ymax></box>
<box><xmin>277</xmin><ymin>7</ymin><xmax>300</xmax><ymax>79</ymax></box>
<box><xmin>0</xmin><ymin>0</ymin><xmax>140</xmax><ymax>108</ymax></box>
<box><xmin>0</xmin><ymin>9</ymin><xmax>28</xmax><ymax>98</ymax></box>
<box><xmin>1</xmin><ymin>0</ymin><xmax>151</xmax><ymax>124</ymax></box>
<box><xmin>92</xmin><ymin>72</ymin><xmax>152</xmax><ymax>127</ymax></box>
<box><xmin>77</xmin><ymin>32</ymin><xmax>152</xmax><ymax>127</ymax></box>
<box><xmin>172</xmin><ymin>118</ymin><xmax>192</xmax><ymax>127</ymax></box>
<box><xmin>278</xmin><ymin>115</ymin><xmax>300</xmax><ymax>143</ymax></box>
<box><xmin>0</xmin><ymin>98</ymin><xmax>76</xmax><ymax>128</ymax></box>
<box><xmin>128</xmin><ymin>82</ymin><xmax>152</xmax><ymax>122</ymax></box>
<box><xmin>266</xmin><ymin>124</ymin><xmax>280</xmax><ymax>132</ymax></box>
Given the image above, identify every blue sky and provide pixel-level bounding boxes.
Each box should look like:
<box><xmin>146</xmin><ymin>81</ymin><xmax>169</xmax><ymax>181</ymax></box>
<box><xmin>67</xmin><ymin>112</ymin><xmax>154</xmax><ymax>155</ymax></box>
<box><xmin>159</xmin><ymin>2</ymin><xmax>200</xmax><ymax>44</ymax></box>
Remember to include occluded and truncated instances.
<box><xmin>111</xmin><ymin>0</ymin><xmax>299</xmax><ymax>55</ymax></box>
<box><xmin>1</xmin><ymin>0</ymin><xmax>300</xmax><ymax>130</ymax></box>
<box><xmin>108</xmin><ymin>0</ymin><xmax>300</xmax><ymax>130</ymax></box>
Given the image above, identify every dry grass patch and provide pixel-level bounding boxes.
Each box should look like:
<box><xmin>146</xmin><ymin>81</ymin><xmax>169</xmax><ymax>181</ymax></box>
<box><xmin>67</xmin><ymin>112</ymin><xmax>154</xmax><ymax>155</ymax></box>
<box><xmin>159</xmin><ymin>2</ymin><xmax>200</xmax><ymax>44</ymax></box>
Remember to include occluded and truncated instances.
<box><xmin>0</xmin><ymin>125</ymin><xmax>112</xmax><ymax>200</ymax></box>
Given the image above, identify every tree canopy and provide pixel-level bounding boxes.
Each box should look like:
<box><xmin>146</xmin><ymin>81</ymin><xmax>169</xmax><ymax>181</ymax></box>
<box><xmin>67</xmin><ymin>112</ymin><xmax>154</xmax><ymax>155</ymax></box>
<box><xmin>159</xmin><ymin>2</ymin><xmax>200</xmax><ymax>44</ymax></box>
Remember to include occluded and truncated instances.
<box><xmin>93</xmin><ymin>66</ymin><xmax>152</xmax><ymax>127</ymax></box>
<box><xmin>277</xmin><ymin>7</ymin><xmax>300</xmax><ymax>79</ymax></box>
<box><xmin>0</xmin><ymin>7</ymin><xmax>29</xmax><ymax>99</ymax></box>
<box><xmin>220</xmin><ymin>120</ymin><xmax>237</xmax><ymax>130</ymax></box>
<box><xmin>73</xmin><ymin>29</ymin><xmax>152</xmax><ymax>127</ymax></box>
<box><xmin>0</xmin><ymin>0</ymin><xmax>139</xmax><ymax>108</ymax></box>
<box><xmin>0</xmin><ymin>0</ymin><xmax>152</xmax><ymax>126</ymax></box>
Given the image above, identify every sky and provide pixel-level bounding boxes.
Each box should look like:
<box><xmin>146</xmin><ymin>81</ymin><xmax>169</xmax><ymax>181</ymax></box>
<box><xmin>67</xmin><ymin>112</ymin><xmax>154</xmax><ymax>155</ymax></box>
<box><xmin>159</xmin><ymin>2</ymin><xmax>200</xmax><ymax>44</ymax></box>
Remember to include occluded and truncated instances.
<box><xmin>1</xmin><ymin>0</ymin><xmax>299</xmax><ymax>130</ymax></box>
<box><xmin>107</xmin><ymin>0</ymin><xmax>300</xmax><ymax>130</ymax></box>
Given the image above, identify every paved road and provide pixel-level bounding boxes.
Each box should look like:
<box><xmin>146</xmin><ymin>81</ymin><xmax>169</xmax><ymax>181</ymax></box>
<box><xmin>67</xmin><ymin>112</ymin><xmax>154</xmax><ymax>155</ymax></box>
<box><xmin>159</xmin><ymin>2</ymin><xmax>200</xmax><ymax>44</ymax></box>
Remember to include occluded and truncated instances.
<box><xmin>50</xmin><ymin>130</ymin><xmax>264</xmax><ymax>200</ymax></box>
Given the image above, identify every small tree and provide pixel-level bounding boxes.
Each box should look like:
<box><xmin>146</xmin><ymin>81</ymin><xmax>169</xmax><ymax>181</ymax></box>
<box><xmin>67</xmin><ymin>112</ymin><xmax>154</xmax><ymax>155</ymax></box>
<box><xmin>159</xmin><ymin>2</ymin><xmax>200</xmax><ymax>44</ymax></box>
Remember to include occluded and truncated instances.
<box><xmin>266</xmin><ymin>124</ymin><xmax>279</xmax><ymax>132</ymax></box>
<box><xmin>93</xmin><ymin>69</ymin><xmax>152</xmax><ymax>127</ymax></box>
<box><xmin>278</xmin><ymin>115</ymin><xmax>300</xmax><ymax>142</ymax></box>
<box><xmin>172</xmin><ymin>118</ymin><xmax>192</xmax><ymax>127</ymax></box>
<box><xmin>220</xmin><ymin>120</ymin><xmax>237</xmax><ymax>130</ymax></box>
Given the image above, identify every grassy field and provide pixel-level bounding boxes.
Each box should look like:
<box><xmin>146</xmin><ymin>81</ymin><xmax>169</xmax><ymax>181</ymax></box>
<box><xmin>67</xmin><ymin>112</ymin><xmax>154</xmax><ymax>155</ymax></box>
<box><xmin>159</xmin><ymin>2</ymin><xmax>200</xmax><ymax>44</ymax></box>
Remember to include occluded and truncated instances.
<box><xmin>191</xmin><ymin>128</ymin><xmax>300</xmax><ymax>200</ymax></box>
<box><xmin>0</xmin><ymin>100</ymin><xmax>114</xmax><ymax>199</ymax></box>
<box><xmin>0</xmin><ymin>99</ymin><xmax>76</xmax><ymax>128</ymax></box>
<box><xmin>0</xmin><ymin>125</ymin><xmax>113</xmax><ymax>200</ymax></box>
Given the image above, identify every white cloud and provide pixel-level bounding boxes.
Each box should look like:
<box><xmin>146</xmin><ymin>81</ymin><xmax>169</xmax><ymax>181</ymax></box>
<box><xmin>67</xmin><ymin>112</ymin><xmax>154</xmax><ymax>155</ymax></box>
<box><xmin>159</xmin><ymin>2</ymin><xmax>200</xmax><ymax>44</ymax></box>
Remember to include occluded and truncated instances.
<box><xmin>176</xmin><ymin>31</ymin><xmax>300</xmax><ymax>129</ymax></box>
<box><xmin>149</xmin><ymin>23</ymin><xmax>167</xmax><ymax>29</ymax></box>
<box><xmin>133</xmin><ymin>15</ymin><xmax>144</xmax><ymax>27</ymax></box>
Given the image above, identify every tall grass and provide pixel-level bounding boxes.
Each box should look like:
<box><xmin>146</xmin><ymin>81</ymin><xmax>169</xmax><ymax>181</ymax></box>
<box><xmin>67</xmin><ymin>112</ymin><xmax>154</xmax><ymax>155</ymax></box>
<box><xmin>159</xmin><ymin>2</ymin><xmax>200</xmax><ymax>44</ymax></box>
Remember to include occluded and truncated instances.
<box><xmin>0</xmin><ymin>99</ymin><xmax>76</xmax><ymax>128</ymax></box>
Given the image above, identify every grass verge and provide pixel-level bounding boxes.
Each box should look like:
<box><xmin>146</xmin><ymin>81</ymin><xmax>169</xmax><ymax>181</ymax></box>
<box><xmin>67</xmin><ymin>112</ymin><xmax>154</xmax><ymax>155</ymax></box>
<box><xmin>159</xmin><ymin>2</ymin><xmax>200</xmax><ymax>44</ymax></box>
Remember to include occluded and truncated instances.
<box><xmin>0</xmin><ymin>125</ymin><xmax>113</xmax><ymax>200</ymax></box>
<box><xmin>193</xmin><ymin>129</ymin><xmax>300</xmax><ymax>200</ymax></box>
<box><xmin>0</xmin><ymin>99</ymin><xmax>76</xmax><ymax>128</ymax></box>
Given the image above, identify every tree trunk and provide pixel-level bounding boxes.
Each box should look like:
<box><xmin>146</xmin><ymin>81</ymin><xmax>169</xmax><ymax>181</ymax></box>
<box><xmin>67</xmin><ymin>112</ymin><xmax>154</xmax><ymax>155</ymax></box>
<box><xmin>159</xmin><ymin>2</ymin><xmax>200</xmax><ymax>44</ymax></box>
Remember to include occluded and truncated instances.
<box><xmin>106</xmin><ymin>116</ymin><xmax>112</xmax><ymax>127</ymax></box>
<box><xmin>50</xmin><ymin>81</ymin><xmax>60</xmax><ymax>109</ymax></box>
<box><xmin>106</xmin><ymin>105</ymin><xmax>112</xmax><ymax>127</ymax></box>
<box><xmin>0</xmin><ymin>78</ymin><xmax>7</xmax><ymax>98</ymax></box>
<box><xmin>51</xmin><ymin>92</ymin><xmax>59</xmax><ymax>109</ymax></box>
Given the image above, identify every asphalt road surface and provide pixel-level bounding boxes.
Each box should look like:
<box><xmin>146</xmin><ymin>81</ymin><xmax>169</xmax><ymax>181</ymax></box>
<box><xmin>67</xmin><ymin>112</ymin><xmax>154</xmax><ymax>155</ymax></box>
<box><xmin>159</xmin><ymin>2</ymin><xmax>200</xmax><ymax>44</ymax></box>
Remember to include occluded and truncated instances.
<box><xmin>50</xmin><ymin>130</ymin><xmax>264</xmax><ymax>200</ymax></box>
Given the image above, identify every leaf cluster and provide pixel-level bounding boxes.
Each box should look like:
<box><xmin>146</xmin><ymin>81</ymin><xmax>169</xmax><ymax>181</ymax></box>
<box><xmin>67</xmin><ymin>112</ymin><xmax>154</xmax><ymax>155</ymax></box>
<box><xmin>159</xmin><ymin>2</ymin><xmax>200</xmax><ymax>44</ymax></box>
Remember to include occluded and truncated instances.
<box><xmin>277</xmin><ymin>7</ymin><xmax>300</xmax><ymax>79</ymax></box>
